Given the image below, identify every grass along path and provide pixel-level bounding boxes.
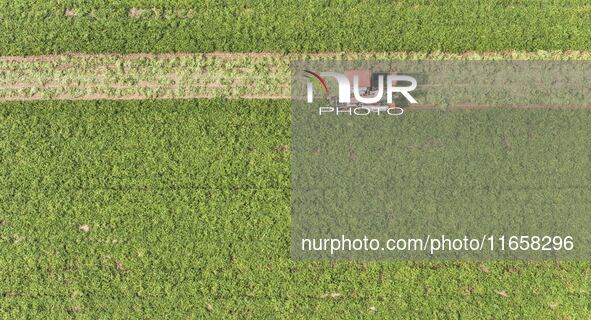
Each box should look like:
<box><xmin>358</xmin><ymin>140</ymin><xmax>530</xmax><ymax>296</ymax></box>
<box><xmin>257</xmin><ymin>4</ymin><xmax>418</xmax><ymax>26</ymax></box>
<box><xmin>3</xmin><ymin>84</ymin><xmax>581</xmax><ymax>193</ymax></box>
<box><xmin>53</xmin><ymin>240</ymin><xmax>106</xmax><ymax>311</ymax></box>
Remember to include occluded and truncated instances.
<box><xmin>2</xmin><ymin>51</ymin><xmax>591</xmax><ymax>102</ymax></box>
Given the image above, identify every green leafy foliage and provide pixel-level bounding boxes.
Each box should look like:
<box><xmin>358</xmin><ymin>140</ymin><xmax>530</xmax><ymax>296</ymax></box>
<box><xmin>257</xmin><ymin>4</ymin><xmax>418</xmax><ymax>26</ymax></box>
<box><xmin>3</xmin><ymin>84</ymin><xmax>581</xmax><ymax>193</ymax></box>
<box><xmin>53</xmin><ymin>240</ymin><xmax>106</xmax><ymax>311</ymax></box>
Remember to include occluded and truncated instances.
<box><xmin>0</xmin><ymin>99</ymin><xmax>590</xmax><ymax>318</ymax></box>
<box><xmin>1</xmin><ymin>1</ymin><xmax>591</xmax><ymax>54</ymax></box>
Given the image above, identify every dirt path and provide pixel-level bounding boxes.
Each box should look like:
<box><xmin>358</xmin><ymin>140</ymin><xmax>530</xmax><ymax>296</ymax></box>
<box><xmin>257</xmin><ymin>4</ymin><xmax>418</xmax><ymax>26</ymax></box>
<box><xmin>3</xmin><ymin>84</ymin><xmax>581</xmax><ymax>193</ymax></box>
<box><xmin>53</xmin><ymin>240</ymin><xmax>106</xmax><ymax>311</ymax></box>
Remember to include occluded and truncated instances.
<box><xmin>0</xmin><ymin>51</ymin><xmax>590</xmax><ymax>108</ymax></box>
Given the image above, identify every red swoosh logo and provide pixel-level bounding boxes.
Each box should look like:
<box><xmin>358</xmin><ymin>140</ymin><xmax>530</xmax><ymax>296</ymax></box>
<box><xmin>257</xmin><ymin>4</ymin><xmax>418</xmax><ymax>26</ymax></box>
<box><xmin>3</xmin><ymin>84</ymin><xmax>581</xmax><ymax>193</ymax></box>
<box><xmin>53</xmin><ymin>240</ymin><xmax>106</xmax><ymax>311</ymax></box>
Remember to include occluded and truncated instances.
<box><xmin>304</xmin><ymin>70</ymin><xmax>329</xmax><ymax>94</ymax></box>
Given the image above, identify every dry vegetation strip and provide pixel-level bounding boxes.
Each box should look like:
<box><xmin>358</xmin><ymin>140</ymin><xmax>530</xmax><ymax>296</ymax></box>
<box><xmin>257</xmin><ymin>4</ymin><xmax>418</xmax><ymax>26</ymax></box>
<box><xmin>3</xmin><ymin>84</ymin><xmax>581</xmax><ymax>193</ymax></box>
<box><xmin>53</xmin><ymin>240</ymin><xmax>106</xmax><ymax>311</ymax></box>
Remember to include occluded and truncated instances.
<box><xmin>1</xmin><ymin>51</ymin><xmax>591</xmax><ymax>104</ymax></box>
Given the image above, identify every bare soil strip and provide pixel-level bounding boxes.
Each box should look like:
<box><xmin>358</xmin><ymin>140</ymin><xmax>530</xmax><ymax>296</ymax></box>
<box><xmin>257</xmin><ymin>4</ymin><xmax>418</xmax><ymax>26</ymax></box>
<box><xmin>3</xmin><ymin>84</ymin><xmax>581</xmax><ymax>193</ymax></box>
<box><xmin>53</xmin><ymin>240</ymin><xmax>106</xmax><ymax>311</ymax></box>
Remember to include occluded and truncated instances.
<box><xmin>1</xmin><ymin>51</ymin><xmax>590</xmax><ymax>109</ymax></box>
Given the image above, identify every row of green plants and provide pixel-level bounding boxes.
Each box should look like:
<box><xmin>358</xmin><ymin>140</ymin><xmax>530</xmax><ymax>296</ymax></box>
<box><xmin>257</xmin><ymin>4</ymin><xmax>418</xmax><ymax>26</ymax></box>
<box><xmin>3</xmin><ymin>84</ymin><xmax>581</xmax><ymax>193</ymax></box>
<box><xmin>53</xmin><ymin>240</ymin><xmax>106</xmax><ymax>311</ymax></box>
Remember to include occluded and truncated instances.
<box><xmin>1</xmin><ymin>1</ymin><xmax>591</xmax><ymax>55</ymax></box>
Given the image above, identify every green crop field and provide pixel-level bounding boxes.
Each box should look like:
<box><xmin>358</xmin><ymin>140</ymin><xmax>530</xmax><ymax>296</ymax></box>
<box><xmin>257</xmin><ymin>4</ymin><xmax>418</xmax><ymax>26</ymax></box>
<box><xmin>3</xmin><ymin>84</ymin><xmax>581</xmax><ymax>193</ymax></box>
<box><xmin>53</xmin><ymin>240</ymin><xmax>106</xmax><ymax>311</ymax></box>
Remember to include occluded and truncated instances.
<box><xmin>1</xmin><ymin>1</ymin><xmax>591</xmax><ymax>55</ymax></box>
<box><xmin>1</xmin><ymin>100</ymin><xmax>590</xmax><ymax>318</ymax></box>
<box><xmin>1</xmin><ymin>0</ymin><xmax>591</xmax><ymax>318</ymax></box>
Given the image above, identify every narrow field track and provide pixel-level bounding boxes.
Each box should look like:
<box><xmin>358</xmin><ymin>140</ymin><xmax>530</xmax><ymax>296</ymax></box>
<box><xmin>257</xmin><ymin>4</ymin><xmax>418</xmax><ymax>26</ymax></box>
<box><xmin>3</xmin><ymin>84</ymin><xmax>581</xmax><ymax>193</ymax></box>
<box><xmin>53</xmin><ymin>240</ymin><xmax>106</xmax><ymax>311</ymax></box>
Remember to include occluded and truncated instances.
<box><xmin>1</xmin><ymin>51</ymin><xmax>591</xmax><ymax>105</ymax></box>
